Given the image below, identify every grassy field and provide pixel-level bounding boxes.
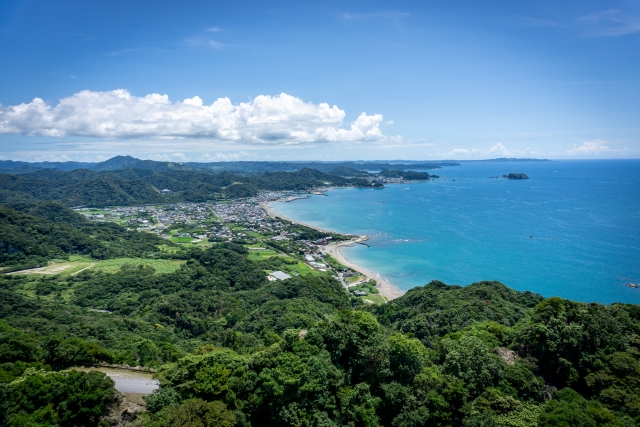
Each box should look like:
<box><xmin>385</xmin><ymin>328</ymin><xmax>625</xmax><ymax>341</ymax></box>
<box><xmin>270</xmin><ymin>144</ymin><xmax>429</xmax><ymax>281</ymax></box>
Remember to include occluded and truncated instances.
<box><xmin>345</xmin><ymin>275</ymin><xmax>366</xmax><ymax>283</ymax></box>
<box><xmin>171</xmin><ymin>237</ymin><xmax>194</xmax><ymax>243</ymax></box>
<box><xmin>8</xmin><ymin>257</ymin><xmax>185</xmax><ymax>276</ymax></box>
<box><xmin>91</xmin><ymin>258</ymin><xmax>186</xmax><ymax>274</ymax></box>
<box><xmin>349</xmin><ymin>280</ymin><xmax>386</xmax><ymax>304</ymax></box>
<box><xmin>244</xmin><ymin>230</ymin><xmax>266</xmax><ymax>238</ymax></box>
<box><xmin>282</xmin><ymin>261</ymin><xmax>320</xmax><ymax>277</ymax></box>
<box><xmin>246</xmin><ymin>247</ymin><xmax>282</xmax><ymax>261</ymax></box>
<box><xmin>361</xmin><ymin>294</ymin><xmax>386</xmax><ymax>304</ymax></box>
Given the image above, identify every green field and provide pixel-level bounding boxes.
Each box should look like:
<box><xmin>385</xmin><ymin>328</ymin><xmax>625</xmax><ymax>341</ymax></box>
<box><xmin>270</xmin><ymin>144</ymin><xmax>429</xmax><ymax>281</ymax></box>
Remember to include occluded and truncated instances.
<box><xmin>8</xmin><ymin>257</ymin><xmax>186</xmax><ymax>277</ymax></box>
<box><xmin>171</xmin><ymin>237</ymin><xmax>194</xmax><ymax>243</ymax></box>
<box><xmin>282</xmin><ymin>261</ymin><xmax>320</xmax><ymax>276</ymax></box>
<box><xmin>348</xmin><ymin>280</ymin><xmax>385</xmax><ymax>304</ymax></box>
<box><xmin>91</xmin><ymin>258</ymin><xmax>186</xmax><ymax>274</ymax></box>
<box><xmin>247</xmin><ymin>248</ymin><xmax>282</xmax><ymax>260</ymax></box>
<box><xmin>361</xmin><ymin>294</ymin><xmax>386</xmax><ymax>304</ymax></box>
<box><xmin>345</xmin><ymin>275</ymin><xmax>366</xmax><ymax>283</ymax></box>
<box><xmin>244</xmin><ymin>230</ymin><xmax>266</xmax><ymax>238</ymax></box>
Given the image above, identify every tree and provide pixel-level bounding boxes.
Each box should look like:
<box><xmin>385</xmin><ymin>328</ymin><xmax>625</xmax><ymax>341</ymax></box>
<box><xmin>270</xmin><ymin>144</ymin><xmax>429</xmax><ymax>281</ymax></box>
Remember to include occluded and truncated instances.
<box><xmin>538</xmin><ymin>388</ymin><xmax>622</xmax><ymax>427</ymax></box>
<box><xmin>439</xmin><ymin>335</ymin><xmax>503</xmax><ymax>397</ymax></box>
<box><xmin>169</xmin><ymin>399</ymin><xmax>236</xmax><ymax>427</ymax></box>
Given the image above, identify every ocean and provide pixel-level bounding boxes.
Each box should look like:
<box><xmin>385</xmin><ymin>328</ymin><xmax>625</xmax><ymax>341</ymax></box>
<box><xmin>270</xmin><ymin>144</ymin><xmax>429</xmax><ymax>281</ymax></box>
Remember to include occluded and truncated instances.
<box><xmin>269</xmin><ymin>160</ymin><xmax>640</xmax><ymax>304</ymax></box>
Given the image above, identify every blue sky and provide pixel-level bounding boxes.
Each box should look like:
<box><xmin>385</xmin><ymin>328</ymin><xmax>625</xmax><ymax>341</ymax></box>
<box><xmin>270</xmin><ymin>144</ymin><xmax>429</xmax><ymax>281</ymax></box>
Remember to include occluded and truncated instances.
<box><xmin>0</xmin><ymin>0</ymin><xmax>639</xmax><ymax>161</ymax></box>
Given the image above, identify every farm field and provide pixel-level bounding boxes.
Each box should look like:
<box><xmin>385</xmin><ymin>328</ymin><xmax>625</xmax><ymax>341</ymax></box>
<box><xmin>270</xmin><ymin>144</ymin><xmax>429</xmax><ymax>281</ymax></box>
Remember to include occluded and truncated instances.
<box><xmin>246</xmin><ymin>247</ymin><xmax>283</xmax><ymax>260</ymax></box>
<box><xmin>282</xmin><ymin>261</ymin><xmax>321</xmax><ymax>277</ymax></box>
<box><xmin>8</xmin><ymin>257</ymin><xmax>185</xmax><ymax>276</ymax></box>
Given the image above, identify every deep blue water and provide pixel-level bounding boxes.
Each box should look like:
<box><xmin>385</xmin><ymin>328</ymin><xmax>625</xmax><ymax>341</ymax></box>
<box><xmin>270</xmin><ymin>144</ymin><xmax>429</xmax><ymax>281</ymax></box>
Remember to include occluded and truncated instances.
<box><xmin>269</xmin><ymin>160</ymin><xmax>640</xmax><ymax>304</ymax></box>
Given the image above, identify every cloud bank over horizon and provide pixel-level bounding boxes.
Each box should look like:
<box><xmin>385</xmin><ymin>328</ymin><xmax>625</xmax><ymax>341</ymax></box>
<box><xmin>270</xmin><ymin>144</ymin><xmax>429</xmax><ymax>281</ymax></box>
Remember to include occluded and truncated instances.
<box><xmin>0</xmin><ymin>89</ymin><xmax>634</xmax><ymax>162</ymax></box>
<box><xmin>0</xmin><ymin>90</ymin><xmax>387</xmax><ymax>144</ymax></box>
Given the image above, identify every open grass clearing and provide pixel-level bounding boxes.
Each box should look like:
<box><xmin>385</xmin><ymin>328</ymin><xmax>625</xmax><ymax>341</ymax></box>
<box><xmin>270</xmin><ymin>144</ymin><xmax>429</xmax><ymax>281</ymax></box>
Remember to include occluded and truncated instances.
<box><xmin>158</xmin><ymin>244</ymin><xmax>180</xmax><ymax>253</ymax></box>
<box><xmin>6</xmin><ymin>258</ymin><xmax>185</xmax><ymax>276</ymax></box>
<box><xmin>360</xmin><ymin>294</ymin><xmax>386</xmax><ymax>304</ymax></box>
<box><xmin>171</xmin><ymin>237</ymin><xmax>195</xmax><ymax>243</ymax></box>
<box><xmin>91</xmin><ymin>258</ymin><xmax>186</xmax><ymax>274</ymax></box>
<box><xmin>247</xmin><ymin>249</ymin><xmax>282</xmax><ymax>261</ymax></box>
<box><xmin>283</xmin><ymin>261</ymin><xmax>321</xmax><ymax>277</ymax></box>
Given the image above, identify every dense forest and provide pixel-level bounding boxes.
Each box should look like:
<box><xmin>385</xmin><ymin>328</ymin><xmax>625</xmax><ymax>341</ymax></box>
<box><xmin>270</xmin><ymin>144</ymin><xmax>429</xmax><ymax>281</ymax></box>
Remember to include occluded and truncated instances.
<box><xmin>1</xmin><ymin>197</ymin><xmax>638</xmax><ymax>426</ymax></box>
<box><xmin>0</xmin><ymin>167</ymin><xmax>395</xmax><ymax>207</ymax></box>
<box><xmin>0</xmin><ymin>203</ymin><xmax>165</xmax><ymax>269</ymax></box>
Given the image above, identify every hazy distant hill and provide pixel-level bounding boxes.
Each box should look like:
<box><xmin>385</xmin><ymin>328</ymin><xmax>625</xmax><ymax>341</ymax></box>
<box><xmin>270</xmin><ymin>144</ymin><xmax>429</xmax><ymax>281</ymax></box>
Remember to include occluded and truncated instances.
<box><xmin>0</xmin><ymin>155</ymin><xmax>460</xmax><ymax>175</ymax></box>
<box><xmin>0</xmin><ymin>155</ymin><xmax>552</xmax><ymax>177</ymax></box>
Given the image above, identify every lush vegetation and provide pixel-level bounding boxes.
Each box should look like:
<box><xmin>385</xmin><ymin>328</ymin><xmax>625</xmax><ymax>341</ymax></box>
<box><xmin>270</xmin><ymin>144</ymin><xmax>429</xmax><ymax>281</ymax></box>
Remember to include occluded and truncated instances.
<box><xmin>0</xmin><ymin>167</ymin><xmax>383</xmax><ymax>207</ymax></box>
<box><xmin>379</xmin><ymin>169</ymin><xmax>432</xmax><ymax>180</ymax></box>
<box><xmin>0</xmin><ymin>203</ymin><xmax>638</xmax><ymax>427</ymax></box>
<box><xmin>0</xmin><ymin>202</ymin><xmax>165</xmax><ymax>267</ymax></box>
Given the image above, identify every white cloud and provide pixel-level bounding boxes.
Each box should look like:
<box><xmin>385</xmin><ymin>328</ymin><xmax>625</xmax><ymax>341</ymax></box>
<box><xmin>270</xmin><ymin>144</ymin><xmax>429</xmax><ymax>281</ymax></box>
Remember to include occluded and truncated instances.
<box><xmin>578</xmin><ymin>9</ymin><xmax>640</xmax><ymax>37</ymax></box>
<box><xmin>205</xmin><ymin>27</ymin><xmax>222</xmax><ymax>32</ymax></box>
<box><xmin>184</xmin><ymin>37</ymin><xmax>226</xmax><ymax>49</ymax></box>
<box><xmin>488</xmin><ymin>142</ymin><xmax>512</xmax><ymax>156</ymax></box>
<box><xmin>433</xmin><ymin>143</ymin><xmax>544</xmax><ymax>160</ymax></box>
<box><xmin>0</xmin><ymin>90</ymin><xmax>388</xmax><ymax>145</ymax></box>
<box><xmin>565</xmin><ymin>139</ymin><xmax>610</xmax><ymax>155</ymax></box>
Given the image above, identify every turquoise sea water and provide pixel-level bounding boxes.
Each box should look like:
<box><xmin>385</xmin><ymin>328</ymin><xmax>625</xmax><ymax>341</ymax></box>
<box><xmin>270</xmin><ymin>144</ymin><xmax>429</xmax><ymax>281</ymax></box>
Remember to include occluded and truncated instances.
<box><xmin>269</xmin><ymin>160</ymin><xmax>640</xmax><ymax>304</ymax></box>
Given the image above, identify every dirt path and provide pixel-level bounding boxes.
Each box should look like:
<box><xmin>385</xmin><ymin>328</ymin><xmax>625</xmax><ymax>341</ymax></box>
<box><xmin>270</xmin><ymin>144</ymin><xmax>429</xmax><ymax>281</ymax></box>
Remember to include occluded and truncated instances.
<box><xmin>71</xmin><ymin>264</ymin><xmax>95</xmax><ymax>276</ymax></box>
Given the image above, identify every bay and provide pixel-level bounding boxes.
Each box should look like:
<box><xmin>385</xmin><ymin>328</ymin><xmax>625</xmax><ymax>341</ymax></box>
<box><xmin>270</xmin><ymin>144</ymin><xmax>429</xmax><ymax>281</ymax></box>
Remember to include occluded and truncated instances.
<box><xmin>269</xmin><ymin>160</ymin><xmax>640</xmax><ymax>304</ymax></box>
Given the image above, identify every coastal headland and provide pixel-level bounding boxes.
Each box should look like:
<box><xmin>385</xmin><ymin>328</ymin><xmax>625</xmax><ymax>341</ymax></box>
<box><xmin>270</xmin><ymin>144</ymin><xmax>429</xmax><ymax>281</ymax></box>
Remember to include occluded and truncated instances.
<box><xmin>263</xmin><ymin>201</ymin><xmax>405</xmax><ymax>301</ymax></box>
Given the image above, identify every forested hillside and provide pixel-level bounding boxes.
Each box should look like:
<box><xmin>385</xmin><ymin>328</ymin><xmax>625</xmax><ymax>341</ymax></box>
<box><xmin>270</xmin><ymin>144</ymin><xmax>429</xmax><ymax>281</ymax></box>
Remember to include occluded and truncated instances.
<box><xmin>1</xmin><ymin>201</ymin><xmax>638</xmax><ymax>427</ymax></box>
<box><xmin>0</xmin><ymin>167</ymin><xmax>385</xmax><ymax>207</ymax></box>
<box><xmin>0</xmin><ymin>202</ymin><xmax>165</xmax><ymax>268</ymax></box>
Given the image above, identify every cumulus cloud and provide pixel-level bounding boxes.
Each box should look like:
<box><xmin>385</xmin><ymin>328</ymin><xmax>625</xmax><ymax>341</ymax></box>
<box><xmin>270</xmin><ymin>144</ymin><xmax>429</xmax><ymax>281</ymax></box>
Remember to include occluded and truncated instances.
<box><xmin>0</xmin><ymin>90</ymin><xmax>387</xmax><ymax>144</ymax></box>
<box><xmin>488</xmin><ymin>142</ymin><xmax>512</xmax><ymax>156</ymax></box>
<box><xmin>433</xmin><ymin>143</ymin><xmax>543</xmax><ymax>159</ymax></box>
<box><xmin>566</xmin><ymin>139</ymin><xmax>610</xmax><ymax>155</ymax></box>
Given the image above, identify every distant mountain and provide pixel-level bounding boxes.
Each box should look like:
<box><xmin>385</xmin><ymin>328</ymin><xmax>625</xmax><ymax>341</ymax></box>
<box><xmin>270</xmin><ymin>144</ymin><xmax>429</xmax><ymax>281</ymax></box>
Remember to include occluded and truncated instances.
<box><xmin>0</xmin><ymin>159</ymin><xmax>93</xmax><ymax>173</ymax></box>
<box><xmin>91</xmin><ymin>155</ymin><xmax>195</xmax><ymax>172</ymax></box>
<box><xmin>0</xmin><ymin>156</ymin><xmax>552</xmax><ymax>176</ymax></box>
<box><xmin>457</xmin><ymin>158</ymin><xmax>551</xmax><ymax>162</ymax></box>
<box><xmin>0</xmin><ymin>156</ymin><xmax>462</xmax><ymax>175</ymax></box>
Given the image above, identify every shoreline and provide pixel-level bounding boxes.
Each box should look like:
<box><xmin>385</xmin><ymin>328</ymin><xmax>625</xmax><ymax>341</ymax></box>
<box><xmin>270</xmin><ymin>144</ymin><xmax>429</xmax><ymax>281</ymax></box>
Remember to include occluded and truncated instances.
<box><xmin>263</xmin><ymin>201</ymin><xmax>405</xmax><ymax>301</ymax></box>
<box><xmin>325</xmin><ymin>238</ymin><xmax>405</xmax><ymax>301</ymax></box>
<box><xmin>262</xmin><ymin>201</ymin><xmax>339</xmax><ymax>234</ymax></box>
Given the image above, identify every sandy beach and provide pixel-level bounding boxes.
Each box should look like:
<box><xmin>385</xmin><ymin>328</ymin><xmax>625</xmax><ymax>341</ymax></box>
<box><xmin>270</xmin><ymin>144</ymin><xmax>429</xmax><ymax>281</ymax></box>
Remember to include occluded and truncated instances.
<box><xmin>263</xmin><ymin>201</ymin><xmax>405</xmax><ymax>301</ymax></box>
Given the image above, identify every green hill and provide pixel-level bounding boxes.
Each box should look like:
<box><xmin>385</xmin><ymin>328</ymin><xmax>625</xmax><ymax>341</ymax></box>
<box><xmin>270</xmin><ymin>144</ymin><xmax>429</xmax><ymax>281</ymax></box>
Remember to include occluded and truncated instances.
<box><xmin>0</xmin><ymin>203</ymin><xmax>165</xmax><ymax>267</ymax></box>
<box><xmin>0</xmin><ymin>167</ymin><xmax>378</xmax><ymax>207</ymax></box>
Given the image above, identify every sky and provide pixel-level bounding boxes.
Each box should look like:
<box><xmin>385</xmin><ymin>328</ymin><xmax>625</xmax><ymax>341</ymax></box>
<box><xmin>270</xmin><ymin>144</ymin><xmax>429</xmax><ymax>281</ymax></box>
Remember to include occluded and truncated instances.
<box><xmin>0</xmin><ymin>0</ymin><xmax>639</xmax><ymax>162</ymax></box>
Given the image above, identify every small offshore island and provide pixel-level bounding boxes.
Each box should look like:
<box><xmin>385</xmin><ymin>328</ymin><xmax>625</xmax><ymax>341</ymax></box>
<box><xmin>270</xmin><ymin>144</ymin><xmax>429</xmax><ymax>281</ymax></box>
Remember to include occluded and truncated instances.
<box><xmin>0</xmin><ymin>157</ymin><xmax>639</xmax><ymax>427</ymax></box>
<box><xmin>504</xmin><ymin>173</ymin><xmax>530</xmax><ymax>179</ymax></box>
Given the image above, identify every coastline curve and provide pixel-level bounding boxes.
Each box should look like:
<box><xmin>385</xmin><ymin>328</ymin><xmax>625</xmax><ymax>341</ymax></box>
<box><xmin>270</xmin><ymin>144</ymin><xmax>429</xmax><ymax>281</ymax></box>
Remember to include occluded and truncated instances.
<box><xmin>263</xmin><ymin>201</ymin><xmax>405</xmax><ymax>301</ymax></box>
